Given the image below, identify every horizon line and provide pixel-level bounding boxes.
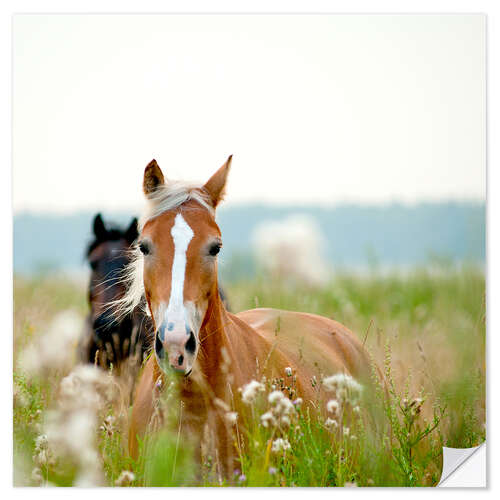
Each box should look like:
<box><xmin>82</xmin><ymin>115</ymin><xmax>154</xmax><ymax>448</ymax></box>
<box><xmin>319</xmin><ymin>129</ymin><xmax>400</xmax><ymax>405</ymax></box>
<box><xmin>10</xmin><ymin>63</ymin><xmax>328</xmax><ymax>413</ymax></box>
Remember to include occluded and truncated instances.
<box><xmin>13</xmin><ymin>197</ymin><xmax>486</xmax><ymax>217</ymax></box>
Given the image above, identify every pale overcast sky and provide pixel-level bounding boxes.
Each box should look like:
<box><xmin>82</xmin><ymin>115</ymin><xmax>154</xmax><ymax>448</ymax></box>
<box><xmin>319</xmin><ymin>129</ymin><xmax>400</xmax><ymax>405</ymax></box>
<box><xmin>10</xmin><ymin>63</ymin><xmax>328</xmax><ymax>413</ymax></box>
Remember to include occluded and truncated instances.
<box><xmin>13</xmin><ymin>14</ymin><xmax>485</xmax><ymax>214</ymax></box>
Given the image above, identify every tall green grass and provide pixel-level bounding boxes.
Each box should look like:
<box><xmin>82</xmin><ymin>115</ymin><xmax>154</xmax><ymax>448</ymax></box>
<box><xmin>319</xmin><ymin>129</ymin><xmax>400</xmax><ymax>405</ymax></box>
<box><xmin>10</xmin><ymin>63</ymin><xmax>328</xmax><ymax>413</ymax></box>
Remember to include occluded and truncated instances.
<box><xmin>13</xmin><ymin>264</ymin><xmax>485</xmax><ymax>486</ymax></box>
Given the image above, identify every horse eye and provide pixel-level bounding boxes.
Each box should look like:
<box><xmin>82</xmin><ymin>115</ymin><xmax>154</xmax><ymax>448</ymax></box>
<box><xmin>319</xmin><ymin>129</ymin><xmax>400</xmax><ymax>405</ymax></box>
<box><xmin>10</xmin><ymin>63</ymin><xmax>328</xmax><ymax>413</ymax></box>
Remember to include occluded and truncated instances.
<box><xmin>138</xmin><ymin>241</ymin><xmax>150</xmax><ymax>255</ymax></box>
<box><xmin>209</xmin><ymin>243</ymin><xmax>221</xmax><ymax>256</ymax></box>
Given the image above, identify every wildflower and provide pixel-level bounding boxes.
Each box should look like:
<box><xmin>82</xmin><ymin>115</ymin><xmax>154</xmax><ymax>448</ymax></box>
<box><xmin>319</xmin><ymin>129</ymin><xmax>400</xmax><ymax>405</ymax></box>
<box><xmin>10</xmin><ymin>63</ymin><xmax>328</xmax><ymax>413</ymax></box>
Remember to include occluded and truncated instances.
<box><xmin>233</xmin><ymin>469</ymin><xmax>241</xmax><ymax>477</ymax></box>
<box><xmin>293</xmin><ymin>398</ymin><xmax>303</xmax><ymax>408</ymax></box>
<box><xmin>268</xmin><ymin>467</ymin><xmax>277</xmax><ymax>475</ymax></box>
<box><xmin>411</xmin><ymin>397</ymin><xmax>424</xmax><ymax>414</ymax></box>
<box><xmin>238</xmin><ymin>474</ymin><xmax>247</xmax><ymax>483</ymax></box>
<box><xmin>33</xmin><ymin>449</ymin><xmax>50</xmax><ymax>467</ymax></box>
<box><xmin>225</xmin><ymin>412</ymin><xmax>238</xmax><ymax>425</ymax></box>
<box><xmin>17</xmin><ymin>310</ymin><xmax>83</xmax><ymax>377</ymax></box>
<box><xmin>31</xmin><ymin>467</ymin><xmax>43</xmax><ymax>485</ymax></box>
<box><xmin>325</xmin><ymin>418</ymin><xmax>338</xmax><ymax>430</ymax></box>
<box><xmin>343</xmin><ymin>427</ymin><xmax>350</xmax><ymax>437</ymax></box>
<box><xmin>404</xmin><ymin>397</ymin><xmax>424</xmax><ymax>416</ymax></box>
<box><xmin>322</xmin><ymin>373</ymin><xmax>362</xmax><ymax>402</ymax></box>
<box><xmin>344</xmin><ymin>481</ymin><xmax>358</xmax><ymax>487</ymax></box>
<box><xmin>43</xmin><ymin>365</ymin><xmax>115</xmax><ymax>486</ymax></box>
<box><xmin>33</xmin><ymin>434</ymin><xmax>55</xmax><ymax>467</ymax></box>
<box><xmin>264</xmin><ymin>389</ymin><xmax>296</xmax><ymax>428</ymax></box>
<box><xmin>322</xmin><ymin>373</ymin><xmax>357</xmax><ymax>391</ymax></box>
<box><xmin>59</xmin><ymin>365</ymin><xmax>115</xmax><ymax>410</ymax></box>
<box><xmin>240</xmin><ymin>380</ymin><xmax>265</xmax><ymax>404</ymax></box>
<box><xmin>104</xmin><ymin>415</ymin><xmax>115</xmax><ymax>426</ymax></box>
<box><xmin>271</xmin><ymin>438</ymin><xmax>291</xmax><ymax>453</ymax></box>
<box><xmin>268</xmin><ymin>390</ymin><xmax>285</xmax><ymax>405</ymax></box>
<box><xmin>353</xmin><ymin>405</ymin><xmax>360</xmax><ymax>414</ymax></box>
<box><xmin>115</xmin><ymin>470</ymin><xmax>135</xmax><ymax>486</ymax></box>
<box><xmin>100</xmin><ymin>415</ymin><xmax>115</xmax><ymax>436</ymax></box>
<box><xmin>326</xmin><ymin>399</ymin><xmax>340</xmax><ymax>415</ymax></box>
<box><xmin>281</xmin><ymin>415</ymin><xmax>291</xmax><ymax>428</ymax></box>
<box><xmin>261</xmin><ymin>411</ymin><xmax>276</xmax><ymax>428</ymax></box>
<box><xmin>277</xmin><ymin>397</ymin><xmax>294</xmax><ymax>416</ymax></box>
<box><xmin>335</xmin><ymin>387</ymin><xmax>347</xmax><ymax>401</ymax></box>
<box><xmin>285</xmin><ymin>367</ymin><xmax>293</xmax><ymax>377</ymax></box>
<box><xmin>35</xmin><ymin>434</ymin><xmax>49</xmax><ymax>451</ymax></box>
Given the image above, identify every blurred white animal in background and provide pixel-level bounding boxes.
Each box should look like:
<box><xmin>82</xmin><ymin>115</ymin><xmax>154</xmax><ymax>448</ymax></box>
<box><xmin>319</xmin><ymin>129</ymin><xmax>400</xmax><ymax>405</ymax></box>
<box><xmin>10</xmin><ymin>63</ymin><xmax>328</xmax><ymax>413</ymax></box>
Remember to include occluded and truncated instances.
<box><xmin>251</xmin><ymin>214</ymin><xmax>330</xmax><ymax>287</ymax></box>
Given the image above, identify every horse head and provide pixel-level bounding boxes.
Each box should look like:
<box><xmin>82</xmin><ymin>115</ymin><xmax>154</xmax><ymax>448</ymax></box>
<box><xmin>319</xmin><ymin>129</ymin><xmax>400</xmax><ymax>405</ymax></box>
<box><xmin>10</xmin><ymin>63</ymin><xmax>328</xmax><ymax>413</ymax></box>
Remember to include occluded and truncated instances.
<box><xmin>87</xmin><ymin>213</ymin><xmax>138</xmax><ymax>336</ymax></box>
<box><xmin>133</xmin><ymin>157</ymin><xmax>231</xmax><ymax>376</ymax></box>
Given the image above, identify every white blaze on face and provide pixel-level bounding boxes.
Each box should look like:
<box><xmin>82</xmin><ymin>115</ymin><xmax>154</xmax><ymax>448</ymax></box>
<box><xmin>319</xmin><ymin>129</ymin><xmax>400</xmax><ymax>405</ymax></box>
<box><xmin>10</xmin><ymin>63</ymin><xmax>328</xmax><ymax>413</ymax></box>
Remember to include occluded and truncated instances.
<box><xmin>163</xmin><ymin>214</ymin><xmax>194</xmax><ymax>332</ymax></box>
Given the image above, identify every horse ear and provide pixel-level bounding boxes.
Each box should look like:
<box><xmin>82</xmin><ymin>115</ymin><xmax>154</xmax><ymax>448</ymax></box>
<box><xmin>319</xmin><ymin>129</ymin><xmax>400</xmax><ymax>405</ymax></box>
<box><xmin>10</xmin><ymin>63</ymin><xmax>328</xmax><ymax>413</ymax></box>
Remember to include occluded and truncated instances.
<box><xmin>203</xmin><ymin>155</ymin><xmax>232</xmax><ymax>208</ymax></box>
<box><xmin>125</xmin><ymin>217</ymin><xmax>139</xmax><ymax>244</ymax></box>
<box><xmin>143</xmin><ymin>159</ymin><xmax>165</xmax><ymax>197</ymax></box>
<box><xmin>93</xmin><ymin>213</ymin><xmax>107</xmax><ymax>240</ymax></box>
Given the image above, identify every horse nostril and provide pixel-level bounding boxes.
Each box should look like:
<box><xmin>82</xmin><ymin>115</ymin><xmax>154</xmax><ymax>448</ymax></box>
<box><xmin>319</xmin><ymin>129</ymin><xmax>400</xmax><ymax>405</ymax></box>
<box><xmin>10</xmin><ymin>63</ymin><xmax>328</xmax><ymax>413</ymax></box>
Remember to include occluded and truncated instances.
<box><xmin>155</xmin><ymin>336</ymin><xmax>164</xmax><ymax>359</ymax></box>
<box><xmin>178</xmin><ymin>354</ymin><xmax>184</xmax><ymax>366</ymax></box>
<box><xmin>185</xmin><ymin>331</ymin><xmax>196</xmax><ymax>354</ymax></box>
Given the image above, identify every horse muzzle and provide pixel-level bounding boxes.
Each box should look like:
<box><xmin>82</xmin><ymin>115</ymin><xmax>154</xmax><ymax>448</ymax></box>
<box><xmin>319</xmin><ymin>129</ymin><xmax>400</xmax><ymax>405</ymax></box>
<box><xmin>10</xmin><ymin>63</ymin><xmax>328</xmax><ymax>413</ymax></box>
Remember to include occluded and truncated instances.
<box><xmin>154</xmin><ymin>322</ymin><xmax>197</xmax><ymax>376</ymax></box>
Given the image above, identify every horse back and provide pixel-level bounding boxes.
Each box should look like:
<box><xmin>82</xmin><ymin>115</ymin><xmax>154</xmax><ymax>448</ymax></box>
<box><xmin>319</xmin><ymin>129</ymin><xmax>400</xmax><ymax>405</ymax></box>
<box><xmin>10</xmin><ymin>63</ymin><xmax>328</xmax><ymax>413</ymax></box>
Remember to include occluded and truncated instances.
<box><xmin>235</xmin><ymin>308</ymin><xmax>372</xmax><ymax>384</ymax></box>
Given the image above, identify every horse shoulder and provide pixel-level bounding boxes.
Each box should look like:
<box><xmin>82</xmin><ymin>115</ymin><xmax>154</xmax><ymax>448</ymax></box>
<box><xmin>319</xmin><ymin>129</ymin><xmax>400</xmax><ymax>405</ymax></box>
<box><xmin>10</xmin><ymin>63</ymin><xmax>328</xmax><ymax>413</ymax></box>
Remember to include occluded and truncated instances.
<box><xmin>220</xmin><ymin>312</ymin><xmax>273</xmax><ymax>382</ymax></box>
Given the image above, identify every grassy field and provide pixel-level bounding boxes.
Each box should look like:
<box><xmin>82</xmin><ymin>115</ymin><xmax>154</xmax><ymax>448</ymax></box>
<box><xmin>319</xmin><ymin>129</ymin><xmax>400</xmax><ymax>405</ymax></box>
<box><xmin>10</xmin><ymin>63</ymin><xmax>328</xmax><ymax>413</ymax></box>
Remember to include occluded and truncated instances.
<box><xmin>13</xmin><ymin>264</ymin><xmax>485</xmax><ymax>487</ymax></box>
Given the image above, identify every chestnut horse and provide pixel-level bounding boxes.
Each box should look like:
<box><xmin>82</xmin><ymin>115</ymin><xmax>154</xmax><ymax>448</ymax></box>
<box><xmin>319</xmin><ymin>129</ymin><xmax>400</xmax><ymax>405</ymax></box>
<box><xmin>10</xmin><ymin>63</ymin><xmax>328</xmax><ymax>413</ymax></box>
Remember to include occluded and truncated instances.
<box><xmin>125</xmin><ymin>157</ymin><xmax>375</xmax><ymax>475</ymax></box>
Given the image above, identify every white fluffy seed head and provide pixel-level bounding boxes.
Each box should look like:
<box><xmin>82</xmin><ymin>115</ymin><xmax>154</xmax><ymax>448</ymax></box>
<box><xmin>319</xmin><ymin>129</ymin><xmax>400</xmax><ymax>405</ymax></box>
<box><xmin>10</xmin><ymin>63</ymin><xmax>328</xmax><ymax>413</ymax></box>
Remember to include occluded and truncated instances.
<box><xmin>326</xmin><ymin>399</ymin><xmax>340</xmax><ymax>415</ymax></box>
<box><xmin>325</xmin><ymin>418</ymin><xmax>338</xmax><ymax>429</ymax></box>
<box><xmin>280</xmin><ymin>415</ymin><xmax>291</xmax><ymax>427</ymax></box>
<box><xmin>225</xmin><ymin>412</ymin><xmax>238</xmax><ymax>425</ymax></box>
<box><xmin>268</xmin><ymin>390</ymin><xmax>285</xmax><ymax>405</ymax></box>
<box><xmin>271</xmin><ymin>438</ymin><xmax>291</xmax><ymax>453</ymax></box>
<box><xmin>17</xmin><ymin>310</ymin><xmax>83</xmax><ymax>377</ymax></box>
<box><xmin>240</xmin><ymin>380</ymin><xmax>265</xmax><ymax>404</ymax></box>
<box><xmin>41</xmin><ymin>365</ymin><xmax>116</xmax><ymax>487</ymax></box>
<box><xmin>260</xmin><ymin>411</ymin><xmax>276</xmax><ymax>428</ymax></box>
<box><xmin>322</xmin><ymin>373</ymin><xmax>363</xmax><ymax>403</ymax></box>
<box><xmin>115</xmin><ymin>470</ymin><xmax>136</xmax><ymax>486</ymax></box>
<box><xmin>277</xmin><ymin>397</ymin><xmax>294</xmax><ymax>416</ymax></box>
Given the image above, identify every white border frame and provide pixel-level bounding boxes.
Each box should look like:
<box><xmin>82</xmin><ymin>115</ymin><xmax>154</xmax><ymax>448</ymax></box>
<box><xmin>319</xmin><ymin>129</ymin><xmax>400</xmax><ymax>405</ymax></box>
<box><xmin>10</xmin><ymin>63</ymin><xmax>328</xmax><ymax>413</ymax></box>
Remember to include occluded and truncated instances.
<box><xmin>2</xmin><ymin>1</ymin><xmax>496</xmax><ymax>496</ymax></box>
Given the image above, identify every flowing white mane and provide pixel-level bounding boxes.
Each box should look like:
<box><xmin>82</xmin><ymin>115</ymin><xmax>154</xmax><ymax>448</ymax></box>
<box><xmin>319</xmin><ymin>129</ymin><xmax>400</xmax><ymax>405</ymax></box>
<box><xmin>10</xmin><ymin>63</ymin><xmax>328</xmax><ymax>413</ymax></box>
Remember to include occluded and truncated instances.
<box><xmin>113</xmin><ymin>180</ymin><xmax>213</xmax><ymax>319</ymax></box>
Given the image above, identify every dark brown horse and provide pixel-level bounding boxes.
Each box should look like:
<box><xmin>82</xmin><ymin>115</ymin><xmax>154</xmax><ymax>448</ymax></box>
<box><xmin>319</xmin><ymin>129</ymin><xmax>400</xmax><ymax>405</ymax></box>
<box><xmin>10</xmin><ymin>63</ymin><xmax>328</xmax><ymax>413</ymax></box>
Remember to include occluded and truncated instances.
<box><xmin>78</xmin><ymin>213</ymin><xmax>154</xmax><ymax>370</ymax></box>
